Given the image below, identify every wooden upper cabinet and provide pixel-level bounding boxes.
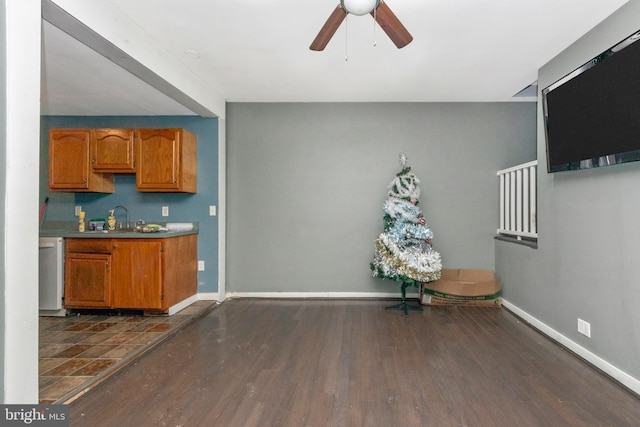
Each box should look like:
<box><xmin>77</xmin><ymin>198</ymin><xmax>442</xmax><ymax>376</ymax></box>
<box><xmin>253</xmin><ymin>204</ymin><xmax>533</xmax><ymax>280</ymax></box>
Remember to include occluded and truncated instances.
<box><xmin>135</xmin><ymin>128</ymin><xmax>197</xmax><ymax>193</ymax></box>
<box><xmin>48</xmin><ymin>127</ymin><xmax>196</xmax><ymax>193</ymax></box>
<box><xmin>49</xmin><ymin>129</ymin><xmax>114</xmax><ymax>193</ymax></box>
<box><xmin>92</xmin><ymin>128</ymin><xmax>136</xmax><ymax>173</ymax></box>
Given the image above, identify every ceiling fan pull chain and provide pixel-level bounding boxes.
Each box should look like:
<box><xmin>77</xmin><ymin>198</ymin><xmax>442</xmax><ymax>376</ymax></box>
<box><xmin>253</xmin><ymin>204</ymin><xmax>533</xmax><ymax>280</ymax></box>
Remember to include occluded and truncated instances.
<box><xmin>345</xmin><ymin>14</ymin><xmax>349</xmax><ymax>61</ymax></box>
<box><xmin>373</xmin><ymin>5</ymin><xmax>377</xmax><ymax>47</ymax></box>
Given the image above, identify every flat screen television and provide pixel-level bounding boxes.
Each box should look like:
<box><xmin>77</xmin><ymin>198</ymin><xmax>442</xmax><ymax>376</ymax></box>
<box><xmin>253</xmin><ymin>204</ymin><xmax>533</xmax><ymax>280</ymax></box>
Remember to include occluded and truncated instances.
<box><xmin>542</xmin><ymin>29</ymin><xmax>640</xmax><ymax>173</ymax></box>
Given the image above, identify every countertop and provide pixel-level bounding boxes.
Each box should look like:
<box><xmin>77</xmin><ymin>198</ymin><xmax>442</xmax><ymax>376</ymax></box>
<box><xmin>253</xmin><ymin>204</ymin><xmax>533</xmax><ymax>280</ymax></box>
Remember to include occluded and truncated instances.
<box><xmin>40</xmin><ymin>221</ymin><xmax>198</xmax><ymax>239</ymax></box>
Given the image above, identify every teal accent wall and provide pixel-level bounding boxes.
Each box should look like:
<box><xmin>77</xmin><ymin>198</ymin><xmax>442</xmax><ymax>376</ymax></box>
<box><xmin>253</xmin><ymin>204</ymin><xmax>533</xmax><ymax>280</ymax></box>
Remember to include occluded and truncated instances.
<box><xmin>40</xmin><ymin>116</ymin><xmax>219</xmax><ymax>294</ymax></box>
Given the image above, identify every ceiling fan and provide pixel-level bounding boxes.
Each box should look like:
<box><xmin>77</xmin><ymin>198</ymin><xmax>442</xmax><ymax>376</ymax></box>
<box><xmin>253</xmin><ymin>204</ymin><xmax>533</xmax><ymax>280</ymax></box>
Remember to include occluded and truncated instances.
<box><xmin>310</xmin><ymin>0</ymin><xmax>413</xmax><ymax>51</ymax></box>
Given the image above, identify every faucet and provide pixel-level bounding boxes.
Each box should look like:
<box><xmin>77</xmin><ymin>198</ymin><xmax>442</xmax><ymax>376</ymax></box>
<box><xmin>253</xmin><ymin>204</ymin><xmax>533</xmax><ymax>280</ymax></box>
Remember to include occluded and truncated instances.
<box><xmin>112</xmin><ymin>205</ymin><xmax>130</xmax><ymax>229</ymax></box>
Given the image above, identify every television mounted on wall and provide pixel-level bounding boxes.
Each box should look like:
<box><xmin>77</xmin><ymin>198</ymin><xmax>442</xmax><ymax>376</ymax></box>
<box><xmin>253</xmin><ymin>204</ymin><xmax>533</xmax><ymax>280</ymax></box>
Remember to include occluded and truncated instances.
<box><xmin>542</xmin><ymin>29</ymin><xmax>640</xmax><ymax>173</ymax></box>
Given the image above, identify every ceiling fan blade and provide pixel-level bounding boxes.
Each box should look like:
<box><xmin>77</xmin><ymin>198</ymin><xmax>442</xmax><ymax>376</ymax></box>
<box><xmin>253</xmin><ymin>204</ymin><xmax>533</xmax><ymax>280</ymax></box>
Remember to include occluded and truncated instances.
<box><xmin>372</xmin><ymin>2</ymin><xmax>413</xmax><ymax>48</ymax></box>
<box><xmin>310</xmin><ymin>5</ymin><xmax>347</xmax><ymax>51</ymax></box>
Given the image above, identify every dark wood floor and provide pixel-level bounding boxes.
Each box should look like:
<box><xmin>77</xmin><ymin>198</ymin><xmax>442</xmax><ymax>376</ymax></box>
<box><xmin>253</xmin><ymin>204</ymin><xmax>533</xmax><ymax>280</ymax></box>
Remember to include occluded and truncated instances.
<box><xmin>68</xmin><ymin>299</ymin><xmax>640</xmax><ymax>426</ymax></box>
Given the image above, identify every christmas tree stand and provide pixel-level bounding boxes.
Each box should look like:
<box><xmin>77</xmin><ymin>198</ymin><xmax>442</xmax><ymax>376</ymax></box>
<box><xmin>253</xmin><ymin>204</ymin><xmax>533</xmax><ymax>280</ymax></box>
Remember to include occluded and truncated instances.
<box><xmin>385</xmin><ymin>282</ymin><xmax>423</xmax><ymax>316</ymax></box>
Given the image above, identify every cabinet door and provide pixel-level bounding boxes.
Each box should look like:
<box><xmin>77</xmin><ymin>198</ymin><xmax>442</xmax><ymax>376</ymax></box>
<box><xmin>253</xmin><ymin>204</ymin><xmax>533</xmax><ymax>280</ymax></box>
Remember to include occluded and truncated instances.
<box><xmin>136</xmin><ymin>128</ymin><xmax>197</xmax><ymax>192</ymax></box>
<box><xmin>49</xmin><ymin>129</ymin><xmax>114</xmax><ymax>192</ymax></box>
<box><xmin>92</xmin><ymin>129</ymin><xmax>135</xmax><ymax>173</ymax></box>
<box><xmin>111</xmin><ymin>240</ymin><xmax>163</xmax><ymax>309</ymax></box>
<box><xmin>64</xmin><ymin>253</ymin><xmax>112</xmax><ymax>308</ymax></box>
<box><xmin>136</xmin><ymin>128</ymin><xmax>181</xmax><ymax>191</ymax></box>
<box><xmin>49</xmin><ymin>129</ymin><xmax>91</xmax><ymax>190</ymax></box>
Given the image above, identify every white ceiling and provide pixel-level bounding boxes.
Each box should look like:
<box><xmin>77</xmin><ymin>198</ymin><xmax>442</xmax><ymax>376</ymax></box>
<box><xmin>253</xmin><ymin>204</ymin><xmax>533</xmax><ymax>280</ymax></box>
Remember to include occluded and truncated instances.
<box><xmin>40</xmin><ymin>0</ymin><xmax>629</xmax><ymax>116</ymax></box>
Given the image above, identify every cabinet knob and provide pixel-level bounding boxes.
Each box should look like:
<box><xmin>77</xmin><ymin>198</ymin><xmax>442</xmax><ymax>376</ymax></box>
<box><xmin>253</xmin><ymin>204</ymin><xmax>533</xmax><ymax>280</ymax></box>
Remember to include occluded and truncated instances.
<box><xmin>112</xmin><ymin>244</ymin><xmax>118</xmax><ymax>249</ymax></box>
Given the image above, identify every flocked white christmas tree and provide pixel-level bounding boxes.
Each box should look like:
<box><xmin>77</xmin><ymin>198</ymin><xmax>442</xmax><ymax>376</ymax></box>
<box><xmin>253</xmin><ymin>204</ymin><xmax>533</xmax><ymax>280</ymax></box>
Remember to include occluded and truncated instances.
<box><xmin>370</xmin><ymin>152</ymin><xmax>442</xmax><ymax>314</ymax></box>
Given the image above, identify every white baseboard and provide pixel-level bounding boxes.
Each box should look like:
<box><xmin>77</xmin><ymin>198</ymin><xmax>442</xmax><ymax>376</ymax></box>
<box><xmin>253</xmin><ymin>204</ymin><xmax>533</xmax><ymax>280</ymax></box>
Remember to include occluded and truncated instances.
<box><xmin>502</xmin><ymin>299</ymin><xmax>640</xmax><ymax>396</ymax></box>
<box><xmin>167</xmin><ymin>294</ymin><xmax>199</xmax><ymax>315</ymax></box>
<box><xmin>224</xmin><ymin>291</ymin><xmax>419</xmax><ymax>299</ymax></box>
<box><xmin>197</xmin><ymin>292</ymin><xmax>220</xmax><ymax>301</ymax></box>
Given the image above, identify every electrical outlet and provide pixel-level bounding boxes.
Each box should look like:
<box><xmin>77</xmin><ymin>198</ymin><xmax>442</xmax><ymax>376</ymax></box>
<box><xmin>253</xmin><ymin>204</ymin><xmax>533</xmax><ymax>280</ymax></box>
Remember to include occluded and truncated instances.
<box><xmin>75</xmin><ymin>206</ymin><xmax>82</xmax><ymax>216</ymax></box>
<box><xmin>578</xmin><ymin>318</ymin><xmax>591</xmax><ymax>338</ymax></box>
<box><xmin>162</xmin><ymin>206</ymin><xmax>169</xmax><ymax>217</ymax></box>
<box><xmin>209</xmin><ymin>205</ymin><xmax>216</xmax><ymax>216</ymax></box>
<box><xmin>198</xmin><ymin>260</ymin><xmax>205</xmax><ymax>271</ymax></box>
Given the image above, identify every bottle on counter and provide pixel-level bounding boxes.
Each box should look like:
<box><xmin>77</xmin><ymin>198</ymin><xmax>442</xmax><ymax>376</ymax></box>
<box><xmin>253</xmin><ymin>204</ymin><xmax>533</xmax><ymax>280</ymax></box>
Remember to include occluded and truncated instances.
<box><xmin>107</xmin><ymin>209</ymin><xmax>116</xmax><ymax>231</ymax></box>
<box><xmin>78</xmin><ymin>211</ymin><xmax>86</xmax><ymax>232</ymax></box>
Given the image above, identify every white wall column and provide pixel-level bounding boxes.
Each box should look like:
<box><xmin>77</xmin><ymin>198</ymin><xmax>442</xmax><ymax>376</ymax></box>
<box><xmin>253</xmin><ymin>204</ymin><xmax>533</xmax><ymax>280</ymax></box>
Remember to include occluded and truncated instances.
<box><xmin>3</xmin><ymin>0</ymin><xmax>41</xmax><ymax>403</ymax></box>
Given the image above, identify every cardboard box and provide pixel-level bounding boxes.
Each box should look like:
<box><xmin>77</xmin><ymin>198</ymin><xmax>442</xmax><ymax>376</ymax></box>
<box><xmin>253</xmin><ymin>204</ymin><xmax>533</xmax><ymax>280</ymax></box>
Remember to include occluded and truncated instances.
<box><xmin>420</xmin><ymin>269</ymin><xmax>502</xmax><ymax>307</ymax></box>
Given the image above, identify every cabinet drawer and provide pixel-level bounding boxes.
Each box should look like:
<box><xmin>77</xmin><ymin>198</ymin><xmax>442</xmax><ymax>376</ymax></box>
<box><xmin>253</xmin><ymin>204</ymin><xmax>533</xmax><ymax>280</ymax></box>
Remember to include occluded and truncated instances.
<box><xmin>65</xmin><ymin>238</ymin><xmax>113</xmax><ymax>253</ymax></box>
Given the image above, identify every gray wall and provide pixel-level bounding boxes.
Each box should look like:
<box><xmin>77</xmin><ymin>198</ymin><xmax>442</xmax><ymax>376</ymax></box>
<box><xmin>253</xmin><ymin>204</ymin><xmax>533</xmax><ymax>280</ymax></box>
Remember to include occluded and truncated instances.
<box><xmin>496</xmin><ymin>1</ymin><xmax>640</xmax><ymax>381</ymax></box>
<box><xmin>227</xmin><ymin>102</ymin><xmax>535</xmax><ymax>293</ymax></box>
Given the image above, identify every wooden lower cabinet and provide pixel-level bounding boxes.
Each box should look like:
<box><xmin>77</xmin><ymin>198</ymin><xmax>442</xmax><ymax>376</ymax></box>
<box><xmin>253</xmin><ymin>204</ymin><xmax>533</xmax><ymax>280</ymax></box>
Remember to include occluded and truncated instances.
<box><xmin>64</xmin><ymin>234</ymin><xmax>197</xmax><ymax>312</ymax></box>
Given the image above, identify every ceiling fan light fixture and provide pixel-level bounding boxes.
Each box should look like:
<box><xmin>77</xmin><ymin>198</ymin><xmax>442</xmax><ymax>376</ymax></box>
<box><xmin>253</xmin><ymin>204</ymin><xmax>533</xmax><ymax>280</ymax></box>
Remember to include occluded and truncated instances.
<box><xmin>341</xmin><ymin>0</ymin><xmax>379</xmax><ymax>16</ymax></box>
<box><xmin>310</xmin><ymin>0</ymin><xmax>411</xmax><ymax>51</ymax></box>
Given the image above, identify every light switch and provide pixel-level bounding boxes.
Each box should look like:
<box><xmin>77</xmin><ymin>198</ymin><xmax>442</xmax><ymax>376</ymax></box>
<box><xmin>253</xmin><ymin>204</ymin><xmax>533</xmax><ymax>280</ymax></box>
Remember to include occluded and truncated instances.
<box><xmin>198</xmin><ymin>260</ymin><xmax>205</xmax><ymax>271</ymax></box>
<box><xmin>209</xmin><ymin>205</ymin><xmax>216</xmax><ymax>216</ymax></box>
<box><xmin>162</xmin><ymin>206</ymin><xmax>169</xmax><ymax>217</ymax></box>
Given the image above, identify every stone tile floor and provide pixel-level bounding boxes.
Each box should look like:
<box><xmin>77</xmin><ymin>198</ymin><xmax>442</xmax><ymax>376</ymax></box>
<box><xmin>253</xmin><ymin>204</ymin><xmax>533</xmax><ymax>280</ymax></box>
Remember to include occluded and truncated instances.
<box><xmin>39</xmin><ymin>300</ymin><xmax>216</xmax><ymax>404</ymax></box>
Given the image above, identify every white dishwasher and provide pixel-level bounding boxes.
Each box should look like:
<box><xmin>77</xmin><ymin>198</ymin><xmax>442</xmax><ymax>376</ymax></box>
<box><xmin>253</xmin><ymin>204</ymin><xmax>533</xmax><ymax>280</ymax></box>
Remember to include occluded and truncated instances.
<box><xmin>39</xmin><ymin>237</ymin><xmax>66</xmax><ymax>316</ymax></box>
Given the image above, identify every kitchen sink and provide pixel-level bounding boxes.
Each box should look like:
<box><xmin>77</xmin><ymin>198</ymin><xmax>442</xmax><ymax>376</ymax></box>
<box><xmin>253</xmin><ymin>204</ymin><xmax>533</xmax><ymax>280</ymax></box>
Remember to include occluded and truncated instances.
<box><xmin>110</xmin><ymin>228</ymin><xmax>137</xmax><ymax>233</ymax></box>
<box><xmin>84</xmin><ymin>228</ymin><xmax>136</xmax><ymax>234</ymax></box>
